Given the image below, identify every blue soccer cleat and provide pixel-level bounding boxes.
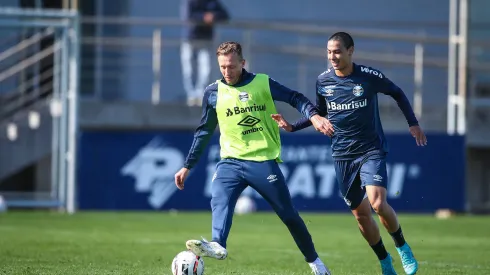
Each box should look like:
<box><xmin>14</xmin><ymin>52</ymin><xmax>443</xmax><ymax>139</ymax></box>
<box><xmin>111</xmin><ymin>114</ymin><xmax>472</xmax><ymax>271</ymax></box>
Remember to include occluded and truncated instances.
<box><xmin>396</xmin><ymin>243</ymin><xmax>418</xmax><ymax>274</ymax></box>
<box><xmin>380</xmin><ymin>254</ymin><xmax>397</xmax><ymax>275</ymax></box>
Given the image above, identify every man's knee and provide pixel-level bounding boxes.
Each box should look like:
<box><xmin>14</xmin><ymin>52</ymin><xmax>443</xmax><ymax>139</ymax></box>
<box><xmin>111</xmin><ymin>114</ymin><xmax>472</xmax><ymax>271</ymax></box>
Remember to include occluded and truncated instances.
<box><xmin>365</xmin><ymin>185</ymin><xmax>389</xmax><ymax>214</ymax></box>
<box><xmin>352</xmin><ymin>199</ymin><xmax>373</xmax><ymax>225</ymax></box>
<box><xmin>370</xmin><ymin>198</ymin><xmax>390</xmax><ymax>214</ymax></box>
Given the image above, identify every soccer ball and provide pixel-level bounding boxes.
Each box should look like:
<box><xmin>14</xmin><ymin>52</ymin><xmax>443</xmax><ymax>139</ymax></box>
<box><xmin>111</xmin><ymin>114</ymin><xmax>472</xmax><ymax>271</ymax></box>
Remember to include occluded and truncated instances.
<box><xmin>0</xmin><ymin>195</ymin><xmax>7</xmax><ymax>213</ymax></box>
<box><xmin>171</xmin><ymin>251</ymin><xmax>205</xmax><ymax>275</ymax></box>
<box><xmin>234</xmin><ymin>195</ymin><xmax>256</xmax><ymax>215</ymax></box>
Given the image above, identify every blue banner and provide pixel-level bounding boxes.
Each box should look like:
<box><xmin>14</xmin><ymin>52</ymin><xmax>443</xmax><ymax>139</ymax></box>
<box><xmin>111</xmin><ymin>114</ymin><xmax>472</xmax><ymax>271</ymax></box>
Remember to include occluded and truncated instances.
<box><xmin>77</xmin><ymin>131</ymin><xmax>465</xmax><ymax>212</ymax></box>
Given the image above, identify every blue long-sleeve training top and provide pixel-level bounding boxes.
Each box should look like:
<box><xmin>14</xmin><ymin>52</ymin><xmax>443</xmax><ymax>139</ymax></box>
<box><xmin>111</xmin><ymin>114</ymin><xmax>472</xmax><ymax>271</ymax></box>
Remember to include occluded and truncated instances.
<box><xmin>184</xmin><ymin>69</ymin><xmax>318</xmax><ymax>169</ymax></box>
<box><xmin>292</xmin><ymin>63</ymin><xmax>419</xmax><ymax>160</ymax></box>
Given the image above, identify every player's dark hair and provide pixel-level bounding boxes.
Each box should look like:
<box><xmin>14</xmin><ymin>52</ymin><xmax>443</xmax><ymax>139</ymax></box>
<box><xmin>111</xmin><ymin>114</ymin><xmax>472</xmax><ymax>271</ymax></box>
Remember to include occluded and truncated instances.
<box><xmin>328</xmin><ymin>32</ymin><xmax>354</xmax><ymax>49</ymax></box>
<box><xmin>216</xmin><ymin>41</ymin><xmax>243</xmax><ymax>60</ymax></box>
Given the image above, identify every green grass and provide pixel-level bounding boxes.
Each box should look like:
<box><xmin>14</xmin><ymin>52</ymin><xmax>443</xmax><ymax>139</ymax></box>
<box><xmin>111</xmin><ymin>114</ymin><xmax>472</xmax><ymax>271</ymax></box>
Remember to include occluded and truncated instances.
<box><xmin>0</xmin><ymin>211</ymin><xmax>489</xmax><ymax>275</ymax></box>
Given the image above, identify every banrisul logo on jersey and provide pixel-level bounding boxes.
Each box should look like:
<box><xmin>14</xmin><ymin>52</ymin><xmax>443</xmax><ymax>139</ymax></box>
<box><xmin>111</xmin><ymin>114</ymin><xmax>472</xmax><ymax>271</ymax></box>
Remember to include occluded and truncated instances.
<box><xmin>327</xmin><ymin>99</ymin><xmax>367</xmax><ymax>111</ymax></box>
<box><xmin>225</xmin><ymin>104</ymin><xmax>266</xmax><ymax>117</ymax></box>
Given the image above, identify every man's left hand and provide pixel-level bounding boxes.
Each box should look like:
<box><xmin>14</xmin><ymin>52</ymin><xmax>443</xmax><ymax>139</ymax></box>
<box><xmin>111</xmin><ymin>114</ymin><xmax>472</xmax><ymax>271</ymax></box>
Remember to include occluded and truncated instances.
<box><xmin>409</xmin><ymin>125</ymin><xmax>427</xmax><ymax>146</ymax></box>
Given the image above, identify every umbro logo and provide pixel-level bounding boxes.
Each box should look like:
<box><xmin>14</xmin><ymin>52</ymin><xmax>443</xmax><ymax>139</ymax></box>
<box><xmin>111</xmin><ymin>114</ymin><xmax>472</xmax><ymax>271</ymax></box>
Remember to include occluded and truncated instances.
<box><xmin>267</xmin><ymin>175</ymin><xmax>277</xmax><ymax>182</ymax></box>
<box><xmin>237</xmin><ymin>115</ymin><xmax>261</xmax><ymax>127</ymax></box>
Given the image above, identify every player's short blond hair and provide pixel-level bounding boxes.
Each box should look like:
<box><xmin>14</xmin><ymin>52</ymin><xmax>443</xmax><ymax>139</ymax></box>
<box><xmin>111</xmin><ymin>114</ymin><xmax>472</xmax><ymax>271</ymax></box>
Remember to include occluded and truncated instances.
<box><xmin>216</xmin><ymin>41</ymin><xmax>243</xmax><ymax>60</ymax></box>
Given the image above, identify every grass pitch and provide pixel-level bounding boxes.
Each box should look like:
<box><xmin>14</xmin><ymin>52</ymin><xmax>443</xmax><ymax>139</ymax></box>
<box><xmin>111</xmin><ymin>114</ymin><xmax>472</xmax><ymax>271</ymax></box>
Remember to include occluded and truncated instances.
<box><xmin>0</xmin><ymin>211</ymin><xmax>489</xmax><ymax>275</ymax></box>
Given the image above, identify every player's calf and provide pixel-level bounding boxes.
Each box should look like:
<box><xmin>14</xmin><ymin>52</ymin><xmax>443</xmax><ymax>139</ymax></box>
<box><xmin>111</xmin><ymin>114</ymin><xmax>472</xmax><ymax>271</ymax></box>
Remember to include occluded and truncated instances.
<box><xmin>351</xmin><ymin>198</ymin><xmax>394</xmax><ymax>268</ymax></box>
<box><xmin>365</xmin><ymin>185</ymin><xmax>418</xmax><ymax>274</ymax></box>
<box><xmin>366</xmin><ymin>185</ymin><xmax>399</xmax><ymax>233</ymax></box>
<box><xmin>352</xmin><ymin>198</ymin><xmax>382</xmax><ymax>246</ymax></box>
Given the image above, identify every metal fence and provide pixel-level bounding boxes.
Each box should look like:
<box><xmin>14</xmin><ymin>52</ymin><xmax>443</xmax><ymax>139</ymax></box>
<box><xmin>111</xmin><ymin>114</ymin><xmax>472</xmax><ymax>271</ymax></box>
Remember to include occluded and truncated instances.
<box><xmin>74</xmin><ymin>6</ymin><xmax>490</xmax><ymax>133</ymax></box>
<box><xmin>0</xmin><ymin>7</ymin><xmax>80</xmax><ymax>213</ymax></box>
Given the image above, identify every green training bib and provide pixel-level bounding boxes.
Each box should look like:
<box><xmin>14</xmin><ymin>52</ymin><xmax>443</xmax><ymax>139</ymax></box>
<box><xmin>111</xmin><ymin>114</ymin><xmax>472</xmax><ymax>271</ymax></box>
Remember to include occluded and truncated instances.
<box><xmin>216</xmin><ymin>74</ymin><xmax>282</xmax><ymax>162</ymax></box>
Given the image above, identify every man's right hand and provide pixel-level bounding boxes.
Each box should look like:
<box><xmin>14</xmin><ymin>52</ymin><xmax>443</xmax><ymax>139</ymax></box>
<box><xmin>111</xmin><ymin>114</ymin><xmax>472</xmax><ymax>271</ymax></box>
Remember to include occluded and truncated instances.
<box><xmin>174</xmin><ymin>168</ymin><xmax>190</xmax><ymax>190</ymax></box>
<box><xmin>271</xmin><ymin>114</ymin><xmax>293</xmax><ymax>132</ymax></box>
<box><xmin>310</xmin><ymin>114</ymin><xmax>334</xmax><ymax>137</ymax></box>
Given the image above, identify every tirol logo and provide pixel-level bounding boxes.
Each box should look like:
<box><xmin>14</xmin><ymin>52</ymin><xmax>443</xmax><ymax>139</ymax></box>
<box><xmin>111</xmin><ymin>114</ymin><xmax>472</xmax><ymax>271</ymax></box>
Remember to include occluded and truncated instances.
<box><xmin>353</xmin><ymin>85</ymin><xmax>364</xmax><ymax>97</ymax></box>
<box><xmin>238</xmin><ymin>115</ymin><xmax>263</xmax><ymax>135</ymax></box>
<box><xmin>225</xmin><ymin>104</ymin><xmax>266</xmax><ymax>117</ymax></box>
<box><xmin>239</xmin><ymin>91</ymin><xmax>249</xmax><ymax>102</ymax></box>
<box><xmin>121</xmin><ymin>137</ymin><xmax>184</xmax><ymax>209</ymax></box>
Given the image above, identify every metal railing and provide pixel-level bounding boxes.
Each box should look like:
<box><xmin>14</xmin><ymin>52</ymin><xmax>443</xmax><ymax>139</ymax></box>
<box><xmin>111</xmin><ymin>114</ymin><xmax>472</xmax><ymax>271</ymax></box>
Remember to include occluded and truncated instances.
<box><xmin>0</xmin><ymin>7</ymin><xmax>80</xmax><ymax>213</ymax></box>
<box><xmin>75</xmin><ymin>14</ymin><xmax>490</xmax><ymax>122</ymax></box>
<box><xmin>3</xmin><ymin>6</ymin><xmax>490</xmax><ymax>129</ymax></box>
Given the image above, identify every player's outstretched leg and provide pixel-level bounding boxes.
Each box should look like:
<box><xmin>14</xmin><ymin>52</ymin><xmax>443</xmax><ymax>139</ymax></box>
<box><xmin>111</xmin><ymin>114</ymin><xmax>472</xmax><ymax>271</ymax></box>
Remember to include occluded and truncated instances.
<box><xmin>186</xmin><ymin>160</ymin><xmax>247</xmax><ymax>260</ymax></box>
<box><xmin>246</xmin><ymin>160</ymin><xmax>331</xmax><ymax>275</ymax></box>
<box><xmin>366</xmin><ymin>185</ymin><xmax>418</xmax><ymax>275</ymax></box>
<box><xmin>351</xmin><ymin>198</ymin><xmax>397</xmax><ymax>275</ymax></box>
<box><xmin>337</xmin><ymin>157</ymin><xmax>397</xmax><ymax>274</ymax></box>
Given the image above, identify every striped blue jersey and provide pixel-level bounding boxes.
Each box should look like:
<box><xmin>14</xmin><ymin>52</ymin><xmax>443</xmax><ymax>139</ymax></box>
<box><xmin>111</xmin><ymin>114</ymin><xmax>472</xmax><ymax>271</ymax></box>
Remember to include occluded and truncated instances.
<box><xmin>292</xmin><ymin>63</ymin><xmax>419</xmax><ymax>160</ymax></box>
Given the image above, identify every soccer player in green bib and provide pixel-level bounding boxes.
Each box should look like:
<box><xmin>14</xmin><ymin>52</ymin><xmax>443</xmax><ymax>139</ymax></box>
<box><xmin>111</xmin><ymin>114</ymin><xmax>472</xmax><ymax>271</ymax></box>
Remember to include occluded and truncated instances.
<box><xmin>174</xmin><ymin>41</ymin><xmax>333</xmax><ymax>275</ymax></box>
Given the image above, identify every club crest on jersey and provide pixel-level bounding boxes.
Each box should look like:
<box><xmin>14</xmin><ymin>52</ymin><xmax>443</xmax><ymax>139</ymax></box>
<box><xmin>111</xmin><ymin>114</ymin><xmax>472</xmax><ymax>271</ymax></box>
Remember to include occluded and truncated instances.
<box><xmin>353</xmin><ymin>85</ymin><xmax>364</xmax><ymax>97</ymax></box>
<box><xmin>239</xmin><ymin>91</ymin><xmax>249</xmax><ymax>102</ymax></box>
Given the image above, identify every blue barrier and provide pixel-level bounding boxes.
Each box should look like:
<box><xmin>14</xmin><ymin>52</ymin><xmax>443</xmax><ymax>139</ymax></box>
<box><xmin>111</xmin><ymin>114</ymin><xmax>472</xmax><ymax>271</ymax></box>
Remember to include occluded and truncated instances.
<box><xmin>78</xmin><ymin>131</ymin><xmax>465</xmax><ymax>212</ymax></box>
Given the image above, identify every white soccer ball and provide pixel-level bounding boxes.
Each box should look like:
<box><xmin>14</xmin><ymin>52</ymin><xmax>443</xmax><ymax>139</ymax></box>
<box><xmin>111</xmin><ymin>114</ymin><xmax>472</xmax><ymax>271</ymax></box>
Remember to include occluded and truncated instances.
<box><xmin>234</xmin><ymin>196</ymin><xmax>256</xmax><ymax>215</ymax></box>
<box><xmin>0</xmin><ymin>195</ymin><xmax>7</xmax><ymax>213</ymax></box>
<box><xmin>171</xmin><ymin>251</ymin><xmax>205</xmax><ymax>275</ymax></box>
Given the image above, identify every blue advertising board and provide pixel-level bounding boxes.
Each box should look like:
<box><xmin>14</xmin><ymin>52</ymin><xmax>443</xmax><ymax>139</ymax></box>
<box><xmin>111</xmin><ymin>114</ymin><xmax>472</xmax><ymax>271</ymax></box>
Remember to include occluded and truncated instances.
<box><xmin>77</xmin><ymin>131</ymin><xmax>465</xmax><ymax>212</ymax></box>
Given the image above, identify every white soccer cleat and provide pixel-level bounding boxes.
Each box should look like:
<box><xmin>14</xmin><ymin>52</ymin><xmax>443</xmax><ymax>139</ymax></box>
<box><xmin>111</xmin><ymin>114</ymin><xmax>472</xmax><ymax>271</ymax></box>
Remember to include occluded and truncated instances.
<box><xmin>186</xmin><ymin>239</ymin><xmax>228</xmax><ymax>260</ymax></box>
<box><xmin>308</xmin><ymin>258</ymin><xmax>332</xmax><ymax>275</ymax></box>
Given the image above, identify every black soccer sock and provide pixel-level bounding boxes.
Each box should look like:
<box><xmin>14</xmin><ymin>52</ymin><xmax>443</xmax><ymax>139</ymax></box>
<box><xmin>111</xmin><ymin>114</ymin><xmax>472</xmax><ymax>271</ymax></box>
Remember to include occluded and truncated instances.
<box><xmin>390</xmin><ymin>226</ymin><xmax>406</xmax><ymax>247</ymax></box>
<box><xmin>370</xmin><ymin>239</ymin><xmax>389</xmax><ymax>261</ymax></box>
